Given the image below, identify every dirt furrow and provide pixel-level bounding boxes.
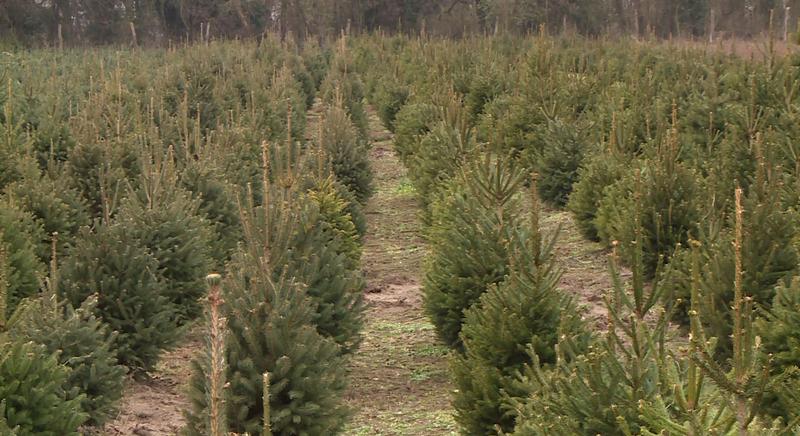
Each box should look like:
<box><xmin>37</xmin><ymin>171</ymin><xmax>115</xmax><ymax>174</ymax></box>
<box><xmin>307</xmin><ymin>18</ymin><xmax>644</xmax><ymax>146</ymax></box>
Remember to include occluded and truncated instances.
<box><xmin>342</xmin><ymin>108</ymin><xmax>456</xmax><ymax>435</ymax></box>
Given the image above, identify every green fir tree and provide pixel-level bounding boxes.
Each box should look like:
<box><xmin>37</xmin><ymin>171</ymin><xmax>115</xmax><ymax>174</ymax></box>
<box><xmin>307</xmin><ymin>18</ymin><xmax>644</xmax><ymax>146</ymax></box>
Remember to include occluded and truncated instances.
<box><xmin>452</xmin><ymin>176</ymin><xmax>590</xmax><ymax>434</ymax></box>
<box><xmin>0</xmin><ymin>340</ymin><xmax>87</xmax><ymax>435</ymax></box>
<box><xmin>8</xmin><ymin>295</ymin><xmax>126</xmax><ymax>426</ymax></box>
<box><xmin>319</xmin><ymin>100</ymin><xmax>373</xmax><ymax>203</ymax></box>
<box><xmin>424</xmin><ymin>153</ymin><xmax>525</xmax><ymax>348</ymax></box>
<box><xmin>59</xmin><ymin>223</ymin><xmax>179</xmax><ymax>373</ymax></box>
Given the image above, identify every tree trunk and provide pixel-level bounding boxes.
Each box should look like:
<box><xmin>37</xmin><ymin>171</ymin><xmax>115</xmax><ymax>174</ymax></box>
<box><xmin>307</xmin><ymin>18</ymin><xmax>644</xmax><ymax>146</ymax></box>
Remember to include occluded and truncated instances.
<box><xmin>474</xmin><ymin>0</ymin><xmax>487</xmax><ymax>30</ymax></box>
<box><xmin>232</xmin><ymin>0</ymin><xmax>251</xmax><ymax>33</ymax></box>
<box><xmin>279</xmin><ymin>0</ymin><xmax>288</xmax><ymax>41</ymax></box>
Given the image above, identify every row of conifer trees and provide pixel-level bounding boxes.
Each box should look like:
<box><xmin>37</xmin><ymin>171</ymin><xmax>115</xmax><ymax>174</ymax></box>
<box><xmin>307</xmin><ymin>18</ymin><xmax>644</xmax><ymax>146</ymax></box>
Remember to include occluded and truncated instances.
<box><xmin>0</xmin><ymin>35</ymin><xmax>372</xmax><ymax>435</ymax></box>
<box><xmin>356</xmin><ymin>33</ymin><xmax>800</xmax><ymax>433</ymax></box>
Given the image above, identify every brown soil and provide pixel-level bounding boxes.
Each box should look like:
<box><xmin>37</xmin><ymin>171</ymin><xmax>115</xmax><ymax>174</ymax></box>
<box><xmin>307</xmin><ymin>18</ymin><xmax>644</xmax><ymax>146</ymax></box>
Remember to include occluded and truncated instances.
<box><xmin>540</xmin><ymin>207</ymin><xmax>622</xmax><ymax>330</ymax></box>
<box><xmin>101</xmin><ymin>331</ymin><xmax>200</xmax><ymax>435</ymax></box>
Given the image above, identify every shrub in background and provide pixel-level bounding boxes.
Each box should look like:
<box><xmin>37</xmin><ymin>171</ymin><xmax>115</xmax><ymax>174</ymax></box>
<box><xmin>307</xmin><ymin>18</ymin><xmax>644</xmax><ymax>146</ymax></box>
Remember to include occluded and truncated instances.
<box><xmin>119</xmin><ymin>163</ymin><xmax>215</xmax><ymax>323</ymax></box>
<box><xmin>532</xmin><ymin>119</ymin><xmax>590</xmax><ymax>207</ymax></box>
<box><xmin>6</xmin><ymin>176</ymin><xmax>91</xmax><ymax>264</ymax></box>
<box><xmin>567</xmin><ymin>147</ymin><xmax>628</xmax><ymax>241</ymax></box>
<box><xmin>374</xmin><ymin>81</ymin><xmax>409</xmax><ymax>132</ymax></box>
<box><xmin>320</xmin><ymin>103</ymin><xmax>373</xmax><ymax>203</ymax></box>
<box><xmin>595</xmin><ymin>136</ymin><xmax>700</xmax><ymax>277</ymax></box>
<box><xmin>320</xmin><ymin>52</ymin><xmax>369</xmax><ymax>139</ymax></box>
<box><xmin>65</xmin><ymin>141</ymin><xmax>140</xmax><ymax>219</ymax></box>
<box><xmin>179</xmin><ymin>160</ymin><xmax>242</xmax><ymax>266</ymax></box>
<box><xmin>393</xmin><ymin>101</ymin><xmax>438</xmax><ymax>164</ymax></box>
<box><xmin>306</xmin><ymin>176</ymin><xmax>363</xmax><ymax>269</ymax></box>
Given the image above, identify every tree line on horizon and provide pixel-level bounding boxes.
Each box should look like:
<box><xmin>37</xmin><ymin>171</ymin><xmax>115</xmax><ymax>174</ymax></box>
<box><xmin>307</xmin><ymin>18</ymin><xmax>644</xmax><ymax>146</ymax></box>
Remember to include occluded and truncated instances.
<box><xmin>1</xmin><ymin>0</ymin><xmax>796</xmax><ymax>47</ymax></box>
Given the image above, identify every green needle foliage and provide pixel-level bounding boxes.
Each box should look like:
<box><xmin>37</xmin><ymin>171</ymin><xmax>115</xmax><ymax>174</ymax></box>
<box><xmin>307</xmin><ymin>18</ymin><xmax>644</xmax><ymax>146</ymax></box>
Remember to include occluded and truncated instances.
<box><xmin>189</xmin><ymin>260</ymin><xmax>348</xmax><ymax>436</ymax></box>
<box><xmin>508</xmin><ymin>215</ymin><xmax>673</xmax><ymax>435</ymax></box>
<box><xmin>452</xmin><ymin>178</ymin><xmax>590</xmax><ymax>434</ymax></box>
<box><xmin>8</xmin><ymin>296</ymin><xmax>126</xmax><ymax>426</ymax></box>
<box><xmin>65</xmin><ymin>141</ymin><xmax>140</xmax><ymax>220</ymax></box>
<box><xmin>662</xmin><ymin>156</ymin><xmax>798</xmax><ymax>358</ymax></box>
<box><xmin>533</xmin><ymin>119</ymin><xmax>590</xmax><ymax>207</ymax></box>
<box><xmin>319</xmin><ymin>101</ymin><xmax>373</xmax><ymax>203</ymax></box>
<box><xmin>186</xmin><ymin>197</ymin><xmax>350</xmax><ymax>435</ymax></box>
<box><xmin>0</xmin><ymin>340</ymin><xmax>87</xmax><ymax>435</ymax></box>
<box><xmin>424</xmin><ymin>153</ymin><xmax>525</xmax><ymax>348</ymax></box>
<box><xmin>5</xmin><ymin>176</ymin><xmax>91</xmax><ymax>265</ymax></box>
<box><xmin>393</xmin><ymin>101</ymin><xmax>438</xmax><ymax>165</ymax></box>
<box><xmin>118</xmin><ymin>154</ymin><xmax>215</xmax><ymax>323</ymax></box>
<box><xmin>333</xmin><ymin>177</ymin><xmax>368</xmax><ymax>239</ymax></box>
<box><xmin>306</xmin><ymin>175</ymin><xmax>363</xmax><ymax>269</ymax></box>
<box><xmin>595</xmin><ymin>125</ymin><xmax>701</xmax><ymax>278</ymax></box>
<box><xmin>567</xmin><ymin>143</ymin><xmax>628</xmax><ymax>241</ymax></box>
<box><xmin>240</xmin><ymin>179</ymin><xmax>365</xmax><ymax>353</ymax></box>
<box><xmin>509</xmin><ymin>189</ymin><xmax>797</xmax><ymax>435</ymax></box>
<box><xmin>407</xmin><ymin>99</ymin><xmax>477</xmax><ymax>216</ymax></box>
<box><xmin>0</xmin><ymin>199</ymin><xmax>45</xmax><ymax>318</ymax></box>
<box><xmin>321</xmin><ymin>44</ymin><xmax>369</xmax><ymax>139</ymax></box>
<box><xmin>179</xmin><ymin>160</ymin><xmax>242</xmax><ymax>267</ymax></box>
<box><xmin>374</xmin><ymin>80</ymin><xmax>409</xmax><ymax>132</ymax></box>
<box><xmin>59</xmin><ymin>223</ymin><xmax>179</xmax><ymax>373</ymax></box>
<box><xmin>756</xmin><ymin>278</ymin><xmax>800</xmax><ymax>422</ymax></box>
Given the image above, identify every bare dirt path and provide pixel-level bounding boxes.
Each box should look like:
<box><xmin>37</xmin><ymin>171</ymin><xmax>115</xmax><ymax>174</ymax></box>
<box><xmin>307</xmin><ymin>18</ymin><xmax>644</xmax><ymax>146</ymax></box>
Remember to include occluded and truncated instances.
<box><xmin>341</xmin><ymin>108</ymin><xmax>456</xmax><ymax>435</ymax></box>
<box><xmin>102</xmin><ymin>330</ymin><xmax>198</xmax><ymax>435</ymax></box>
<box><xmin>540</xmin><ymin>207</ymin><xmax>616</xmax><ymax>330</ymax></box>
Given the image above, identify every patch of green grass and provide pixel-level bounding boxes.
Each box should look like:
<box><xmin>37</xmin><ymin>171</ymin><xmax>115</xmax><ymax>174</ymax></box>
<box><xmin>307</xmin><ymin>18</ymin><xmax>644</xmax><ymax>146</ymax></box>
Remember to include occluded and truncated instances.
<box><xmin>372</xmin><ymin>321</ymin><xmax>435</xmax><ymax>335</ymax></box>
<box><xmin>344</xmin><ymin>408</ymin><xmax>457</xmax><ymax>435</ymax></box>
<box><xmin>410</xmin><ymin>367</ymin><xmax>445</xmax><ymax>382</ymax></box>
<box><xmin>375</xmin><ymin>177</ymin><xmax>417</xmax><ymax>198</ymax></box>
<box><xmin>394</xmin><ymin>179</ymin><xmax>416</xmax><ymax>196</ymax></box>
<box><xmin>413</xmin><ymin>344</ymin><xmax>449</xmax><ymax>358</ymax></box>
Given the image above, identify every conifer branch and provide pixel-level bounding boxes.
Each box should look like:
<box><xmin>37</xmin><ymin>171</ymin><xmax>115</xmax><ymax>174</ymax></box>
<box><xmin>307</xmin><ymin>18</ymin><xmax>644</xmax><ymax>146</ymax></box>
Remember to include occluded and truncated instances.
<box><xmin>0</xmin><ymin>231</ymin><xmax>6</xmax><ymax>332</ymax></box>
<box><xmin>263</xmin><ymin>371</ymin><xmax>272</xmax><ymax>436</ymax></box>
<box><xmin>205</xmin><ymin>273</ymin><xmax>227</xmax><ymax>436</ymax></box>
<box><xmin>48</xmin><ymin>232</ymin><xmax>59</xmax><ymax>312</ymax></box>
<box><xmin>261</xmin><ymin>141</ymin><xmax>272</xmax><ymax>270</ymax></box>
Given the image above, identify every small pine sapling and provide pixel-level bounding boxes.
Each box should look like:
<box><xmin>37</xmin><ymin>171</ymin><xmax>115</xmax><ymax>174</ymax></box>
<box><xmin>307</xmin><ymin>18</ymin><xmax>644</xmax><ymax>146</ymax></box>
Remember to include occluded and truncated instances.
<box><xmin>424</xmin><ymin>153</ymin><xmax>526</xmax><ymax>347</ymax></box>
<box><xmin>452</xmin><ymin>175</ymin><xmax>589</xmax><ymax>434</ymax></box>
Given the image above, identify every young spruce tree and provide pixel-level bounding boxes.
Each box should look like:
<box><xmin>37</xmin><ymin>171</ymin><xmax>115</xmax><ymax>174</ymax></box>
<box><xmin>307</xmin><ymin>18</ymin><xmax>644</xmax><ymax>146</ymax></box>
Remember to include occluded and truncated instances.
<box><xmin>424</xmin><ymin>152</ymin><xmax>525</xmax><ymax>348</ymax></box>
<box><xmin>185</xmin><ymin>144</ymin><xmax>349</xmax><ymax>435</ymax></box>
<box><xmin>451</xmin><ymin>176</ymin><xmax>590</xmax><ymax>434</ymax></box>
<box><xmin>59</xmin><ymin>223</ymin><xmax>179</xmax><ymax>373</ymax></box>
